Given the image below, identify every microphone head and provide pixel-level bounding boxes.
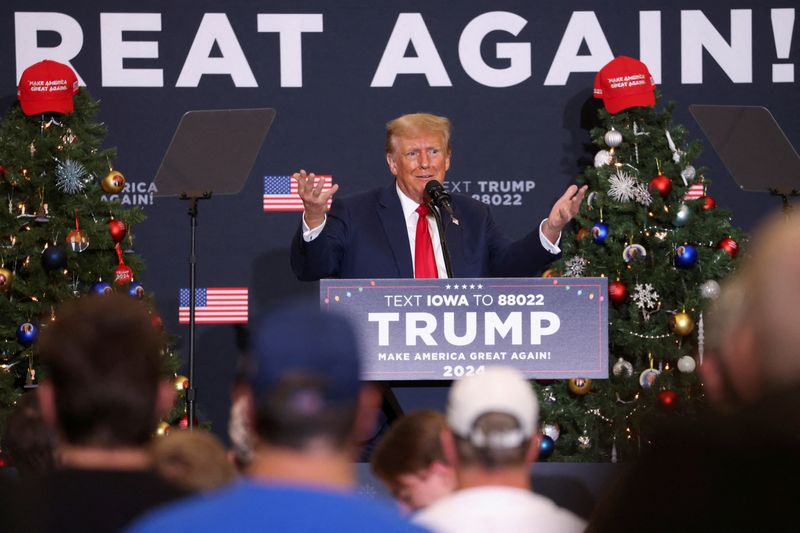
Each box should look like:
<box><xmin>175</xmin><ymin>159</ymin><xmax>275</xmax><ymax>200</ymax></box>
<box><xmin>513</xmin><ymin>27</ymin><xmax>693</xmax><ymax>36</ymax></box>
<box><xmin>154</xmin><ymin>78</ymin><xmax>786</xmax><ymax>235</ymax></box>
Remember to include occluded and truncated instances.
<box><xmin>424</xmin><ymin>179</ymin><xmax>444</xmax><ymax>195</ymax></box>
<box><xmin>424</xmin><ymin>180</ymin><xmax>450</xmax><ymax>205</ymax></box>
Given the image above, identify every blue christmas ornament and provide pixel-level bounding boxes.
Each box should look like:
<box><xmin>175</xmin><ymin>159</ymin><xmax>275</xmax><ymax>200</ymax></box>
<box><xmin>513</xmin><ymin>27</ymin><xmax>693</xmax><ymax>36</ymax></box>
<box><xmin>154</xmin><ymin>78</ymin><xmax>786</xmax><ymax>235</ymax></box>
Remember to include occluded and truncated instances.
<box><xmin>91</xmin><ymin>280</ymin><xmax>112</xmax><ymax>295</ymax></box>
<box><xmin>674</xmin><ymin>245</ymin><xmax>698</xmax><ymax>268</ymax></box>
<box><xmin>41</xmin><ymin>246</ymin><xmax>67</xmax><ymax>271</ymax></box>
<box><xmin>16</xmin><ymin>322</ymin><xmax>38</xmax><ymax>347</ymax></box>
<box><xmin>539</xmin><ymin>435</ymin><xmax>555</xmax><ymax>460</ymax></box>
<box><xmin>129</xmin><ymin>281</ymin><xmax>145</xmax><ymax>299</ymax></box>
<box><xmin>591</xmin><ymin>222</ymin><xmax>609</xmax><ymax>244</ymax></box>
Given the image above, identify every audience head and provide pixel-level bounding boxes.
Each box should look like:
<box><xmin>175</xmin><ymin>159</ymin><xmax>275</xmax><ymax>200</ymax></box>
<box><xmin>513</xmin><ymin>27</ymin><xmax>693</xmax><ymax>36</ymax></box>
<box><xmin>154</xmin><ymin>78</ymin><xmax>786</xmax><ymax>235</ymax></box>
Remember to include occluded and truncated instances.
<box><xmin>1</xmin><ymin>392</ymin><xmax>58</xmax><ymax>476</ymax></box>
<box><xmin>703</xmin><ymin>210</ymin><xmax>800</xmax><ymax>406</ymax></box>
<box><xmin>248</xmin><ymin>306</ymin><xmax>368</xmax><ymax>452</ymax></box>
<box><xmin>371</xmin><ymin>410</ymin><xmax>454</xmax><ymax>512</ymax></box>
<box><xmin>36</xmin><ymin>294</ymin><xmax>174</xmax><ymax>448</ymax></box>
<box><xmin>151</xmin><ymin>429</ymin><xmax>237</xmax><ymax>492</ymax></box>
<box><xmin>445</xmin><ymin>366</ymin><xmax>539</xmax><ymax>470</ymax></box>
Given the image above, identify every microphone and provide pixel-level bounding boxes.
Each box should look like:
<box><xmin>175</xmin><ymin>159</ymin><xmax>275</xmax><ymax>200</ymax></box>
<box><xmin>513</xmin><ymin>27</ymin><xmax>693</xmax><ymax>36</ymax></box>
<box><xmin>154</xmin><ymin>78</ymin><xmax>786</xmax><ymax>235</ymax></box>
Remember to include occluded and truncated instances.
<box><xmin>424</xmin><ymin>180</ymin><xmax>459</xmax><ymax>225</ymax></box>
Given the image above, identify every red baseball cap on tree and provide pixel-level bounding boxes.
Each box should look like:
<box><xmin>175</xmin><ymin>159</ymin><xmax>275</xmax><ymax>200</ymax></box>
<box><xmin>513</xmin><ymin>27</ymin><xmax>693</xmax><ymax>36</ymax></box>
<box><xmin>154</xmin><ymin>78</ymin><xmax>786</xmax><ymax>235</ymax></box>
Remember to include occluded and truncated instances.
<box><xmin>593</xmin><ymin>56</ymin><xmax>656</xmax><ymax>114</ymax></box>
<box><xmin>17</xmin><ymin>60</ymin><xmax>80</xmax><ymax>116</ymax></box>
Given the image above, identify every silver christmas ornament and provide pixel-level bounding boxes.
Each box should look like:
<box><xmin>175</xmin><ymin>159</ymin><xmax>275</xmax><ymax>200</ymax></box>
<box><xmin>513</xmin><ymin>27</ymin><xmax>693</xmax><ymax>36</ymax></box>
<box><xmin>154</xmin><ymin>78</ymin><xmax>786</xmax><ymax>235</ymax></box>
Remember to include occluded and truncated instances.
<box><xmin>577</xmin><ymin>433</ymin><xmax>592</xmax><ymax>450</ymax></box>
<box><xmin>700</xmin><ymin>280</ymin><xmax>721</xmax><ymax>299</ymax></box>
<box><xmin>542</xmin><ymin>423</ymin><xmax>561</xmax><ymax>441</ymax></box>
<box><xmin>604</xmin><ymin>128</ymin><xmax>623</xmax><ymax>148</ymax></box>
<box><xmin>612</xmin><ymin>357</ymin><xmax>634</xmax><ymax>377</ymax></box>
<box><xmin>681</xmin><ymin>165</ymin><xmax>696</xmax><ymax>182</ymax></box>
<box><xmin>677</xmin><ymin>356</ymin><xmax>697</xmax><ymax>373</ymax></box>
<box><xmin>672</xmin><ymin>204</ymin><xmax>692</xmax><ymax>227</ymax></box>
<box><xmin>594</xmin><ymin>150</ymin><xmax>613</xmax><ymax>168</ymax></box>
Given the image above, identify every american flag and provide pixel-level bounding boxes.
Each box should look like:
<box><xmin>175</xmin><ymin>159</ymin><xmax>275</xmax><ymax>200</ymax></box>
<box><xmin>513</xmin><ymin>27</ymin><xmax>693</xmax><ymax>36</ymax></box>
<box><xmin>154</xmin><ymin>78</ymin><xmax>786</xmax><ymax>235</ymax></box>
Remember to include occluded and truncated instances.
<box><xmin>263</xmin><ymin>175</ymin><xmax>333</xmax><ymax>212</ymax></box>
<box><xmin>179</xmin><ymin>288</ymin><xmax>248</xmax><ymax>324</ymax></box>
<box><xmin>683</xmin><ymin>183</ymin><xmax>705</xmax><ymax>200</ymax></box>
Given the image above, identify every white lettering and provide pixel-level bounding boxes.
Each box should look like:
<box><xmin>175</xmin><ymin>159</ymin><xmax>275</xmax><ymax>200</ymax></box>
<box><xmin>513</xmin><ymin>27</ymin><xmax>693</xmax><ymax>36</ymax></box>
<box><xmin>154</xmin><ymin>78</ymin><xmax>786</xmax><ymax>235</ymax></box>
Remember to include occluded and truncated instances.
<box><xmin>371</xmin><ymin>13</ymin><xmax>452</xmax><ymax>87</ymax></box>
<box><xmin>544</xmin><ymin>11</ymin><xmax>614</xmax><ymax>86</ymax></box>
<box><xmin>101</xmin><ymin>13</ymin><xmax>163</xmax><ymax>87</ymax></box>
<box><xmin>176</xmin><ymin>13</ymin><xmax>257</xmax><ymax>87</ymax></box>
<box><xmin>15</xmin><ymin>12</ymin><xmax>85</xmax><ymax>85</ymax></box>
<box><xmin>681</xmin><ymin>10</ymin><xmax>752</xmax><ymax>83</ymax></box>
<box><xmin>257</xmin><ymin>14</ymin><xmax>323</xmax><ymax>87</ymax></box>
<box><xmin>458</xmin><ymin>11</ymin><xmax>530</xmax><ymax>87</ymax></box>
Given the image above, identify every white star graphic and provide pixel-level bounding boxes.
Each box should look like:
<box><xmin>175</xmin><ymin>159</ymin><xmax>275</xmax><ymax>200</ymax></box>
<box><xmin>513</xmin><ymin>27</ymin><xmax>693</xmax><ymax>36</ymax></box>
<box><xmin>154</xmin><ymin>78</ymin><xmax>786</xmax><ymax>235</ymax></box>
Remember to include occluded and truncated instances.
<box><xmin>461</xmin><ymin>284</ymin><xmax>467</xmax><ymax>289</ymax></box>
<box><xmin>469</xmin><ymin>284</ymin><xmax>475</xmax><ymax>289</ymax></box>
<box><xmin>445</xmin><ymin>284</ymin><xmax>451</xmax><ymax>289</ymax></box>
<box><xmin>477</xmin><ymin>284</ymin><xmax>483</xmax><ymax>289</ymax></box>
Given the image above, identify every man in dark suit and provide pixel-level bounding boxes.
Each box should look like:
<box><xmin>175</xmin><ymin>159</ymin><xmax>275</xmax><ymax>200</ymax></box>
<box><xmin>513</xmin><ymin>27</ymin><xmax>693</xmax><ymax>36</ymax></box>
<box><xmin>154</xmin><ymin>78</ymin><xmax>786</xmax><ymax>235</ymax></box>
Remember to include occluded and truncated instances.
<box><xmin>291</xmin><ymin>113</ymin><xmax>586</xmax><ymax>281</ymax></box>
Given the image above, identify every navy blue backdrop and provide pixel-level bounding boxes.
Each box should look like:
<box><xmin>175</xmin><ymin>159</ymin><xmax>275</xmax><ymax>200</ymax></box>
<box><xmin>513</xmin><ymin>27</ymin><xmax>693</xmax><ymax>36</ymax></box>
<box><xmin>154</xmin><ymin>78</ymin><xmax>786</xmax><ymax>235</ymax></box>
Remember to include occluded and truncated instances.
<box><xmin>2</xmin><ymin>1</ymin><xmax>797</xmax><ymax>440</ymax></box>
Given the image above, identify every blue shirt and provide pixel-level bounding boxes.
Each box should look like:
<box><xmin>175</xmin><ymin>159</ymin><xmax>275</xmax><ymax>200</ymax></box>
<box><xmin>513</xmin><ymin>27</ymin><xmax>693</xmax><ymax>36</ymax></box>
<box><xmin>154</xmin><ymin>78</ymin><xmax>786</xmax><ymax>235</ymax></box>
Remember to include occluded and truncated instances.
<box><xmin>127</xmin><ymin>479</ymin><xmax>427</xmax><ymax>533</ymax></box>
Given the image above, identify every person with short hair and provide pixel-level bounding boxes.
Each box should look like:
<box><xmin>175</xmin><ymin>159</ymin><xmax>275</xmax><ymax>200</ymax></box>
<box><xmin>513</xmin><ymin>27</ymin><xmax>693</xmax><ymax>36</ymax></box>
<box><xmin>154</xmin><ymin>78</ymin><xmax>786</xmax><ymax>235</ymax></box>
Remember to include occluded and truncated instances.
<box><xmin>128</xmin><ymin>306</ymin><xmax>426</xmax><ymax>533</ymax></box>
<box><xmin>371</xmin><ymin>410</ymin><xmax>455</xmax><ymax>513</ymax></box>
<box><xmin>291</xmin><ymin>112</ymin><xmax>586</xmax><ymax>281</ymax></box>
<box><xmin>151</xmin><ymin>429</ymin><xmax>237</xmax><ymax>492</ymax></box>
<box><xmin>17</xmin><ymin>294</ymin><xmax>188</xmax><ymax>533</ymax></box>
<box><xmin>413</xmin><ymin>366</ymin><xmax>586</xmax><ymax>533</ymax></box>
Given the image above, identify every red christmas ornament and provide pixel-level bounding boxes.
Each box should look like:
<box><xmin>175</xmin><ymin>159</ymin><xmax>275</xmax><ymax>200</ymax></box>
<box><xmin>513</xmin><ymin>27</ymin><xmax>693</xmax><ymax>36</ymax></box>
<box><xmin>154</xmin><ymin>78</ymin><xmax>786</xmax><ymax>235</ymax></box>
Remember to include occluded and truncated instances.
<box><xmin>177</xmin><ymin>414</ymin><xmax>199</xmax><ymax>429</ymax></box>
<box><xmin>151</xmin><ymin>313</ymin><xmax>164</xmax><ymax>331</ymax></box>
<box><xmin>657</xmin><ymin>389</ymin><xmax>677</xmax><ymax>408</ymax></box>
<box><xmin>608</xmin><ymin>280</ymin><xmax>628</xmax><ymax>304</ymax></box>
<box><xmin>113</xmin><ymin>244</ymin><xmax>133</xmax><ymax>285</ymax></box>
<box><xmin>0</xmin><ymin>165</ymin><xmax>6</xmax><ymax>176</ymax></box>
<box><xmin>701</xmin><ymin>196</ymin><xmax>716</xmax><ymax>210</ymax></box>
<box><xmin>108</xmin><ymin>218</ymin><xmax>127</xmax><ymax>243</ymax></box>
<box><xmin>576</xmin><ymin>227</ymin><xmax>590</xmax><ymax>241</ymax></box>
<box><xmin>649</xmin><ymin>175</ymin><xmax>672</xmax><ymax>198</ymax></box>
<box><xmin>718</xmin><ymin>237</ymin><xmax>739</xmax><ymax>258</ymax></box>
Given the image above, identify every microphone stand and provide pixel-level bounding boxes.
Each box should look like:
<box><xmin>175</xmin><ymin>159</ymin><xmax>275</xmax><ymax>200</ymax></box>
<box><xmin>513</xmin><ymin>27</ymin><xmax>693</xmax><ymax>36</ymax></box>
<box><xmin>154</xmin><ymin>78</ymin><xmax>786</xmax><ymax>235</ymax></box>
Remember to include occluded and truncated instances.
<box><xmin>428</xmin><ymin>202</ymin><xmax>454</xmax><ymax>278</ymax></box>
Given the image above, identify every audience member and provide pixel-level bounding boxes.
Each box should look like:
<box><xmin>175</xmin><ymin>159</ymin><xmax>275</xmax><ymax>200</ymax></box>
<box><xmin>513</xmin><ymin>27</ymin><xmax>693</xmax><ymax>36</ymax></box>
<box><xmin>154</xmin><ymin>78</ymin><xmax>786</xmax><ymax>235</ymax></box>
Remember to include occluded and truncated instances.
<box><xmin>1</xmin><ymin>392</ymin><xmax>58</xmax><ymax>476</ymax></box>
<box><xmin>413</xmin><ymin>366</ymin><xmax>585</xmax><ymax>533</ymax></box>
<box><xmin>371</xmin><ymin>410</ymin><xmax>455</xmax><ymax>514</ymax></box>
<box><xmin>128</xmin><ymin>306</ymin><xmax>426</xmax><ymax>532</ymax></box>
<box><xmin>151</xmin><ymin>429</ymin><xmax>237</xmax><ymax>492</ymax></box>
<box><xmin>19</xmin><ymin>294</ymin><xmax>189</xmax><ymax>533</ymax></box>
<box><xmin>587</xmin><ymin>210</ymin><xmax>800</xmax><ymax>532</ymax></box>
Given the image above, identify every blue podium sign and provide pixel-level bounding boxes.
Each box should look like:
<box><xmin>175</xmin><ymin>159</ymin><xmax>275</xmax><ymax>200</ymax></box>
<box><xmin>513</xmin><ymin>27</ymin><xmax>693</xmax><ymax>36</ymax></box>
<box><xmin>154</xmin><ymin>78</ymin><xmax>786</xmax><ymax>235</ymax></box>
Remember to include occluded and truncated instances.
<box><xmin>320</xmin><ymin>278</ymin><xmax>608</xmax><ymax>380</ymax></box>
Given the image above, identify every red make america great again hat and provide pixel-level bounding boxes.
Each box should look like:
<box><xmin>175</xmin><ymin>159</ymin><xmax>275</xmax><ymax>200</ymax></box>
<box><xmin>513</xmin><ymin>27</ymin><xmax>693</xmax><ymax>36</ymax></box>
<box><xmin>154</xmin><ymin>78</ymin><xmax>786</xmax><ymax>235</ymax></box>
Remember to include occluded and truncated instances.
<box><xmin>17</xmin><ymin>60</ymin><xmax>80</xmax><ymax>116</ymax></box>
<box><xmin>593</xmin><ymin>56</ymin><xmax>656</xmax><ymax>114</ymax></box>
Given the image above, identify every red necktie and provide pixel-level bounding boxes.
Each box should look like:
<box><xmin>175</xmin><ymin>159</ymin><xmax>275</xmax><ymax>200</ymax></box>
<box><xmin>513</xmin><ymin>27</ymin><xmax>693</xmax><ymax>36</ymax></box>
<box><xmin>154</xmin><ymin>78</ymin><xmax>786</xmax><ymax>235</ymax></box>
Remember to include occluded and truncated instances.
<box><xmin>415</xmin><ymin>204</ymin><xmax>438</xmax><ymax>278</ymax></box>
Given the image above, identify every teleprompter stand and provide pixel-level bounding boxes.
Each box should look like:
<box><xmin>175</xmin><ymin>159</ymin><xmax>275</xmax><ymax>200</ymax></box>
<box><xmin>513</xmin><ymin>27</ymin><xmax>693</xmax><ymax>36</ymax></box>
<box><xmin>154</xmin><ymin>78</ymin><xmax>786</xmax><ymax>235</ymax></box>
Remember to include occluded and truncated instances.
<box><xmin>154</xmin><ymin>109</ymin><xmax>276</xmax><ymax>429</ymax></box>
<box><xmin>689</xmin><ymin>105</ymin><xmax>800</xmax><ymax>213</ymax></box>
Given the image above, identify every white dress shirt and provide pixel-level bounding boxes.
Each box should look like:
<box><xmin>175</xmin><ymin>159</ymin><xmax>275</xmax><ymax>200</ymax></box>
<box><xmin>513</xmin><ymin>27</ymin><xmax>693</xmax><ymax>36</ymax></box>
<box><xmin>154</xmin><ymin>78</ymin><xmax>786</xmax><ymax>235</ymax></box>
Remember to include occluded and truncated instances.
<box><xmin>302</xmin><ymin>183</ymin><xmax>561</xmax><ymax>277</ymax></box>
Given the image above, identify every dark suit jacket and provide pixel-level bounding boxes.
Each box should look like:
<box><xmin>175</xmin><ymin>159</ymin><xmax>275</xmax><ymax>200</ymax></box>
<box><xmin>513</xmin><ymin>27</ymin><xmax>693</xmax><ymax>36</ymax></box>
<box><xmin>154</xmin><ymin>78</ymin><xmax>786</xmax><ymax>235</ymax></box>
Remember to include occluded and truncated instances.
<box><xmin>291</xmin><ymin>182</ymin><xmax>555</xmax><ymax>280</ymax></box>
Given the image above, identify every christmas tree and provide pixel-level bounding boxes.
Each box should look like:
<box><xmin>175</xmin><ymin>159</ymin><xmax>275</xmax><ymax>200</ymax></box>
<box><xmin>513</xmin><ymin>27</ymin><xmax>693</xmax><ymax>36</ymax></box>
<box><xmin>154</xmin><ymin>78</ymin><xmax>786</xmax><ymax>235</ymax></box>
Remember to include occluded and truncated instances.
<box><xmin>538</xmin><ymin>57</ymin><xmax>746</xmax><ymax>462</ymax></box>
<box><xmin>0</xmin><ymin>61</ymin><xmax>183</xmax><ymax>440</ymax></box>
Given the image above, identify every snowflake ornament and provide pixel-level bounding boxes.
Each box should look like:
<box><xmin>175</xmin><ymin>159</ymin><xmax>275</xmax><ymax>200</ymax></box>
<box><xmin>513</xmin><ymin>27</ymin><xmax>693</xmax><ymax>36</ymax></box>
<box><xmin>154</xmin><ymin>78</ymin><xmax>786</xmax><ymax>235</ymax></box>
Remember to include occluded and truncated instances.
<box><xmin>55</xmin><ymin>159</ymin><xmax>88</xmax><ymax>194</ymax></box>
<box><xmin>633</xmin><ymin>182</ymin><xmax>653</xmax><ymax>206</ymax></box>
<box><xmin>607</xmin><ymin>171</ymin><xmax>637</xmax><ymax>202</ymax></box>
<box><xmin>632</xmin><ymin>283</ymin><xmax>660</xmax><ymax>320</ymax></box>
<box><xmin>564</xmin><ymin>256</ymin><xmax>588</xmax><ymax>277</ymax></box>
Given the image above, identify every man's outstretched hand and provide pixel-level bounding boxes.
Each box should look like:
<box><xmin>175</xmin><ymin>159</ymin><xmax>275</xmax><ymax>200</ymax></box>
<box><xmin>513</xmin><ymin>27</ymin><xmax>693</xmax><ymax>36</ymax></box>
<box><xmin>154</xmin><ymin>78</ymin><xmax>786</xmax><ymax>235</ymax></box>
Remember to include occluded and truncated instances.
<box><xmin>293</xmin><ymin>169</ymin><xmax>339</xmax><ymax>229</ymax></box>
<box><xmin>543</xmin><ymin>184</ymin><xmax>588</xmax><ymax>244</ymax></box>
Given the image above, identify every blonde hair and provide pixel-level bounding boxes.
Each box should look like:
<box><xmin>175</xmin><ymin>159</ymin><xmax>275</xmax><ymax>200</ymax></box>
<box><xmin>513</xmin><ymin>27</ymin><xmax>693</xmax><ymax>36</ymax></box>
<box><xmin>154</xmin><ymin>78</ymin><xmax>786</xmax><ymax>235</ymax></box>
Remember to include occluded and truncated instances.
<box><xmin>151</xmin><ymin>429</ymin><xmax>237</xmax><ymax>492</ymax></box>
<box><xmin>385</xmin><ymin>113</ymin><xmax>451</xmax><ymax>154</ymax></box>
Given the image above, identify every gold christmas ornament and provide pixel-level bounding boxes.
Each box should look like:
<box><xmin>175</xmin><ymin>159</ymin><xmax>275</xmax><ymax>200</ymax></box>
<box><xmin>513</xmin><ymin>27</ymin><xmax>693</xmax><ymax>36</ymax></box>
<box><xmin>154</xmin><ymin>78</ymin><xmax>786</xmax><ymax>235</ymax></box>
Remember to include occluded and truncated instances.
<box><xmin>568</xmin><ymin>378</ymin><xmax>592</xmax><ymax>395</ymax></box>
<box><xmin>155</xmin><ymin>421</ymin><xmax>171</xmax><ymax>437</ymax></box>
<box><xmin>670</xmin><ymin>311</ymin><xmax>695</xmax><ymax>336</ymax></box>
<box><xmin>101</xmin><ymin>170</ymin><xmax>126</xmax><ymax>194</ymax></box>
<box><xmin>173</xmin><ymin>375</ymin><xmax>189</xmax><ymax>391</ymax></box>
<box><xmin>0</xmin><ymin>267</ymin><xmax>12</xmax><ymax>292</ymax></box>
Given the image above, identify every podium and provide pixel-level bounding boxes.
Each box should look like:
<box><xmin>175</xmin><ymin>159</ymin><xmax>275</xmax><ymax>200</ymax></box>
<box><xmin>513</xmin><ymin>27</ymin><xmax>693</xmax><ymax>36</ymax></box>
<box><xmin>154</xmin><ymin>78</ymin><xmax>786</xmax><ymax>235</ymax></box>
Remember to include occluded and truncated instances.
<box><xmin>320</xmin><ymin>277</ymin><xmax>609</xmax><ymax>381</ymax></box>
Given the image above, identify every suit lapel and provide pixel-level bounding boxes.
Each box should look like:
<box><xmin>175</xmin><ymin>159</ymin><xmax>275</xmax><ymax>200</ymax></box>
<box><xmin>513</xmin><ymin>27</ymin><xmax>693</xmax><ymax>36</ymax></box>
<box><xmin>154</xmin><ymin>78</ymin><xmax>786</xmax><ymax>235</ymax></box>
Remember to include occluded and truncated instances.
<box><xmin>444</xmin><ymin>199</ymin><xmax>465</xmax><ymax>277</ymax></box>
<box><xmin>377</xmin><ymin>183</ymin><xmax>413</xmax><ymax>278</ymax></box>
